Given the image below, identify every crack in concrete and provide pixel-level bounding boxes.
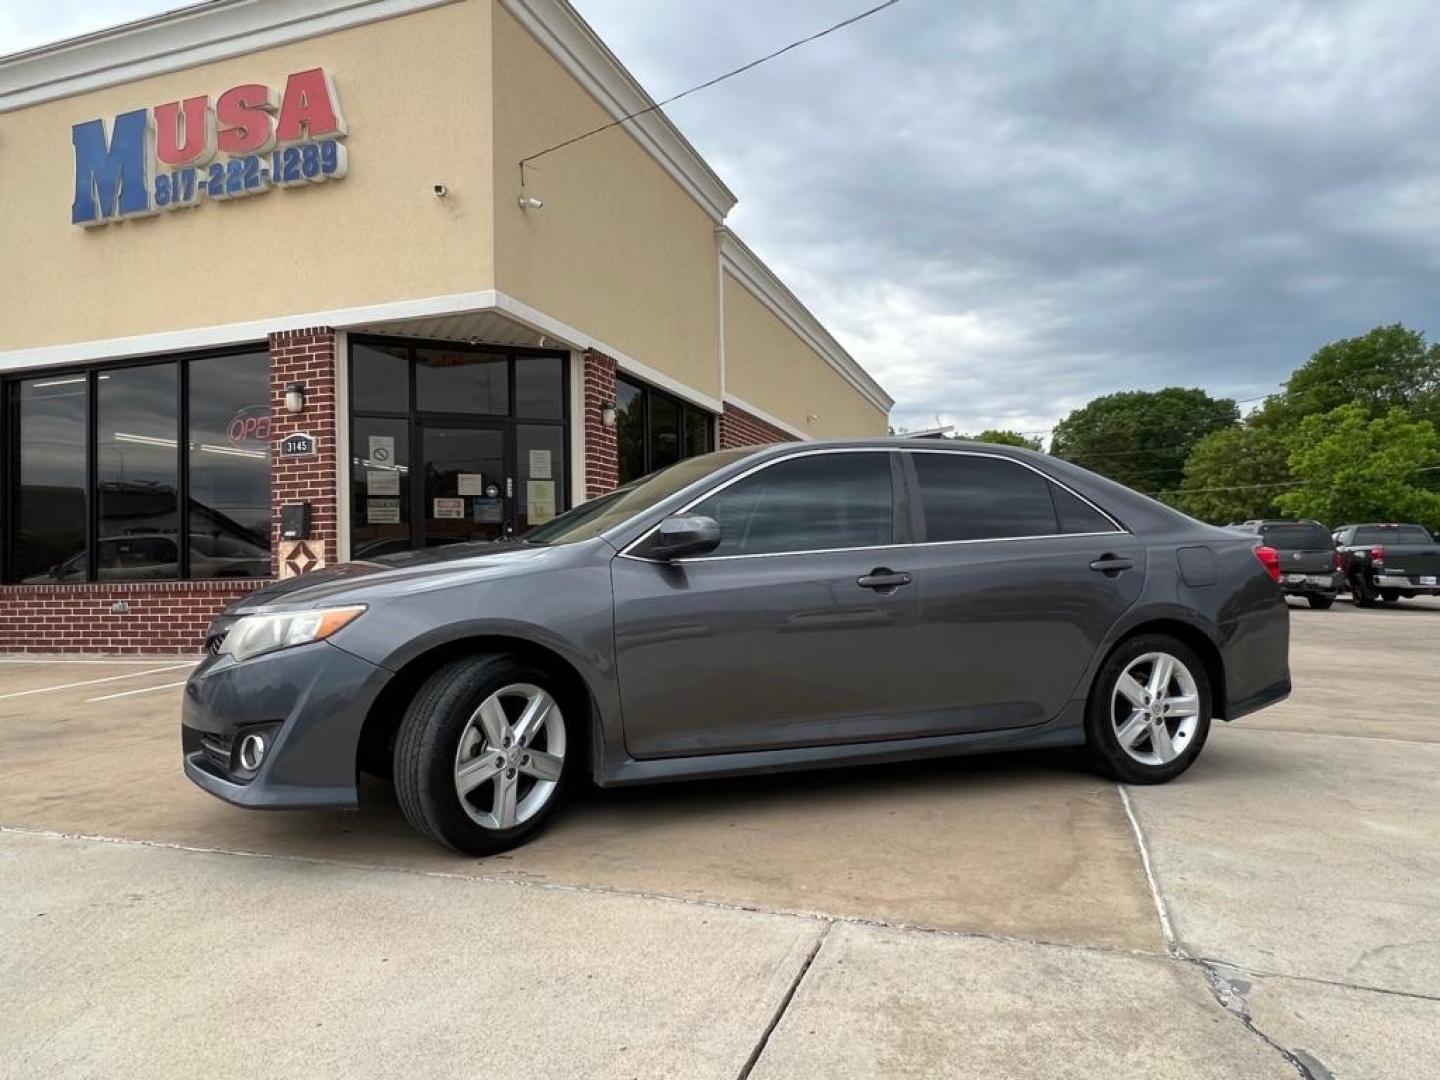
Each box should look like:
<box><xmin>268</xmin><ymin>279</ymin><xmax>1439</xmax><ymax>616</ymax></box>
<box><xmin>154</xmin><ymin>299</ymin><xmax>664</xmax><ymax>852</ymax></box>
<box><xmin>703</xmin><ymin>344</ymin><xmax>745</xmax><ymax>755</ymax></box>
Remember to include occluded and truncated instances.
<box><xmin>1116</xmin><ymin>784</ymin><xmax>1332</xmax><ymax>1080</ymax></box>
<box><xmin>735</xmin><ymin>921</ymin><xmax>832</xmax><ymax>1080</ymax></box>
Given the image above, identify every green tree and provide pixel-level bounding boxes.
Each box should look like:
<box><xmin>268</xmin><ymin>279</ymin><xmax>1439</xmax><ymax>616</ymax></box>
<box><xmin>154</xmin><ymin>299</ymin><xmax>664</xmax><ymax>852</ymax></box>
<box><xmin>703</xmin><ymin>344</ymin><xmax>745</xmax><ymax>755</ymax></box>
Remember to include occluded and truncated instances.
<box><xmin>1254</xmin><ymin>324</ymin><xmax>1440</xmax><ymax>429</ymax></box>
<box><xmin>1275</xmin><ymin>404</ymin><xmax>1440</xmax><ymax>529</ymax></box>
<box><xmin>1050</xmin><ymin>388</ymin><xmax>1239</xmax><ymax>494</ymax></box>
<box><xmin>1170</xmin><ymin>425</ymin><xmax>1291</xmax><ymax>523</ymax></box>
<box><xmin>961</xmin><ymin>429</ymin><xmax>1043</xmax><ymax>450</ymax></box>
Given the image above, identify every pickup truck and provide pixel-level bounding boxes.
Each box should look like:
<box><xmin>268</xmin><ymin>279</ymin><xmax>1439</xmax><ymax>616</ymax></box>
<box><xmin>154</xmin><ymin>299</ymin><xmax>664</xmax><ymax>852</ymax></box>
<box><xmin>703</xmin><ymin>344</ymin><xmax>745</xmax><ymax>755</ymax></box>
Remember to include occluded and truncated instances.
<box><xmin>1334</xmin><ymin>523</ymin><xmax>1440</xmax><ymax>607</ymax></box>
<box><xmin>1233</xmin><ymin>519</ymin><xmax>1341</xmax><ymax>608</ymax></box>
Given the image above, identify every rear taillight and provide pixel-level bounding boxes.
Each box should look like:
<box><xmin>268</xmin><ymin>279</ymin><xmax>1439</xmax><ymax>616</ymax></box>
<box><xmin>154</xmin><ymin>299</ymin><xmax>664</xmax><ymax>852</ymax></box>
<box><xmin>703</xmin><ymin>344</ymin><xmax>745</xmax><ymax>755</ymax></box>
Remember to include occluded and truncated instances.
<box><xmin>1371</xmin><ymin>545</ymin><xmax>1386</xmax><ymax>567</ymax></box>
<box><xmin>1333</xmin><ymin>550</ymin><xmax>1344</xmax><ymax>572</ymax></box>
<box><xmin>1254</xmin><ymin>545</ymin><xmax>1282</xmax><ymax>582</ymax></box>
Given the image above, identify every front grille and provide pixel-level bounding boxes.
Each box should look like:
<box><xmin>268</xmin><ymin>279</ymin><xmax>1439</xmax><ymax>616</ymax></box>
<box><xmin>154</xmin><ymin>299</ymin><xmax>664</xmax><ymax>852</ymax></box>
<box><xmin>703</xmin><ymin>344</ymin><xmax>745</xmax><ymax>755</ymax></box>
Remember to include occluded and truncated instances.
<box><xmin>200</xmin><ymin>733</ymin><xmax>233</xmax><ymax>771</ymax></box>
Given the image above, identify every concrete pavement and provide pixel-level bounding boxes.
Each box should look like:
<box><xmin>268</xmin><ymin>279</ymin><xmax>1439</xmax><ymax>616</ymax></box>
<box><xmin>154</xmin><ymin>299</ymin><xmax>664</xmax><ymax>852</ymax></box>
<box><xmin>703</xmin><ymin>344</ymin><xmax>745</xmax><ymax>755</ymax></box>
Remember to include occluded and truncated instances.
<box><xmin>2</xmin><ymin>597</ymin><xmax>1439</xmax><ymax>1077</ymax></box>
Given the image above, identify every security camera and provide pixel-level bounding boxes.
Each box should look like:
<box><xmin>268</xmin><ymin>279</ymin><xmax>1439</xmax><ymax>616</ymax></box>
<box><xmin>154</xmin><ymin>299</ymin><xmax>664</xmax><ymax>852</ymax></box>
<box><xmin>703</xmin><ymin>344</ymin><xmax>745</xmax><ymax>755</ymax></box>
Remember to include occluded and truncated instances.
<box><xmin>517</xmin><ymin>194</ymin><xmax>544</xmax><ymax>211</ymax></box>
<box><xmin>432</xmin><ymin>183</ymin><xmax>448</xmax><ymax>198</ymax></box>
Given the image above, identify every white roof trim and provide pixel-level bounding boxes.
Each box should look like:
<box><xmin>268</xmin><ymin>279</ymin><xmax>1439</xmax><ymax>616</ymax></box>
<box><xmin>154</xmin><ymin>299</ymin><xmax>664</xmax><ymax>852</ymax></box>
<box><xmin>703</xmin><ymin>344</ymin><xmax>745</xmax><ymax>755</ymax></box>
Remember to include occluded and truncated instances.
<box><xmin>0</xmin><ymin>285</ymin><xmax>725</xmax><ymax>413</ymax></box>
<box><xmin>0</xmin><ymin>0</ymin><xmax>462</xmax><ymax>114</ymax></box>
<box><xmin>720</xmin><ymin>229</ymin><xmax>893</xmax><ymax>414</ymax></box>
<box><xmin>497</xmin><ymin>0</ymin><xmax>737</xmax><ymax>222</ymax></box>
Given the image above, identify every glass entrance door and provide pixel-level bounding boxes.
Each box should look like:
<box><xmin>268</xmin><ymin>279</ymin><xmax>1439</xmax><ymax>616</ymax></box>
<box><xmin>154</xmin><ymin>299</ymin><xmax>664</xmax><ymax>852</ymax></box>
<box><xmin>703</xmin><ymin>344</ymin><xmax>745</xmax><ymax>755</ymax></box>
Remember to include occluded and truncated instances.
<box><xmin>420</xmin><ymin>422</ymin><xmax>509</xmax><ymax>545</ymax></box>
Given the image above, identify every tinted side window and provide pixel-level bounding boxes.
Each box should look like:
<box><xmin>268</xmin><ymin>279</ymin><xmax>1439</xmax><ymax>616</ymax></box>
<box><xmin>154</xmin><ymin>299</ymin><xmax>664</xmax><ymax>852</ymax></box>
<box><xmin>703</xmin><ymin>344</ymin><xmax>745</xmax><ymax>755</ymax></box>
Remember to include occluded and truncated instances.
<box><xmin>691</xmin><ymin>453</ymin><xmax>893</xmax><ymax>557</ymax></box>
<box><xmin>1051</xmin><ymin>485</ymin><xmax>1119</xmax><ymax>534</ymax></box>
<box><xmin>912</xmin><ymin>454</ymin><xmax>1059</xmax><ymax>541</ymax></box>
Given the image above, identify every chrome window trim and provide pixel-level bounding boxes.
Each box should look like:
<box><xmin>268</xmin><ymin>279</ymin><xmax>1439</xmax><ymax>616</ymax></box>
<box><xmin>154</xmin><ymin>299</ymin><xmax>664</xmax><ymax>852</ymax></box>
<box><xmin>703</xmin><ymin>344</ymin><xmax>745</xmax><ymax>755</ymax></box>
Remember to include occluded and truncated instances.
<box><xmin>617</xmin><ymin>445</ymin><xmax>1129</xmax><ymax>564</ymax></box>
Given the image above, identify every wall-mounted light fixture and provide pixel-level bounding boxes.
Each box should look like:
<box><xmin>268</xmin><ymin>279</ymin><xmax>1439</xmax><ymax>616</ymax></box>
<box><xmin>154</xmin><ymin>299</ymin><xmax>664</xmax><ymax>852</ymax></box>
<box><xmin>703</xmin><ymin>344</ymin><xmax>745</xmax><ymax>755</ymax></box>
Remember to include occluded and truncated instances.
<box><xmin>601</xmin><ymin>402</ymin><xmax>617</xmax><ymax>428</ymax></box>
<box><xmin>285</xmin><ymin>382</ymin><xmax>306</xmax><ymax>415</ymax></box>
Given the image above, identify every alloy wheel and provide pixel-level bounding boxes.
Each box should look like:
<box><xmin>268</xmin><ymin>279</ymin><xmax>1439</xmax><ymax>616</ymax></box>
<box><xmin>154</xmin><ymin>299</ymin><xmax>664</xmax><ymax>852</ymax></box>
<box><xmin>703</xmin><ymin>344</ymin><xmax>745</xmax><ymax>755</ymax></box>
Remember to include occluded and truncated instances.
<box><xmin>1111</xmin><ymin>652</ymin><xmax>1201</xmax><ymax>766</ymax></box>
<box><xmin>452</xmin><ymin>683</ymin><xmax>566</xmax><ymax>830</ymax></box>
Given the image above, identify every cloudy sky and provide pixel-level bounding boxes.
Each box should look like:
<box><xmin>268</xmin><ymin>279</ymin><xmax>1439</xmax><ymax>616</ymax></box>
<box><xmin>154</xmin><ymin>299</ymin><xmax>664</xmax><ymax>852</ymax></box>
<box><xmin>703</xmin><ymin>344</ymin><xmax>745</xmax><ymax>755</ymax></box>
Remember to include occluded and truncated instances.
<box><xmin>9</xmin><ymin>0</ymin><xmax>1440</xmax><ymax>436</ymax></box>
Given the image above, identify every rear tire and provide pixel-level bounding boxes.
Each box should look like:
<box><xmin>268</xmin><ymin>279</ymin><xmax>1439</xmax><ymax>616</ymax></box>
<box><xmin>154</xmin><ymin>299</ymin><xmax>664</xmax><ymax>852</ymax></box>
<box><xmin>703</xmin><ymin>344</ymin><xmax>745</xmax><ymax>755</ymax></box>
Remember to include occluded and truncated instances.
<box><xmin>1352</xmin><ymin>573</ymin><xmax>1379</xmax><ymax>608</ymax></box>
<box><xmin>1084</xmin><ymin>635</ymin><xmax>1212</xmax><ymax>785</ymax></box>
<box><xmin>1307</xmin><ymin>595</ymin><xmax>1334</xmax><ymax>610</ymax></box>
<box><xmin>394</xmin><ymin>655</ymin><xmax>574</xmax><ymax>855</ymax></box>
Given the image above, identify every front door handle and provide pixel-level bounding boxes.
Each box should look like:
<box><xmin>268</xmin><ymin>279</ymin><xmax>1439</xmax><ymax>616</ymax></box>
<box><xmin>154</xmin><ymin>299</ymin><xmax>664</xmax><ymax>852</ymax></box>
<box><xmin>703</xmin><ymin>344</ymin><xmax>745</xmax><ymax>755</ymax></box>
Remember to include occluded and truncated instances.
<box><xmin>1089</xmin><ymin>555</ymin><xmax>1134</xmax><ymax>576</ymax></box>
<box><xmin>857</xmin><ymin>568</ymin><xmax>912</xmax><ymax>592</ymax></box>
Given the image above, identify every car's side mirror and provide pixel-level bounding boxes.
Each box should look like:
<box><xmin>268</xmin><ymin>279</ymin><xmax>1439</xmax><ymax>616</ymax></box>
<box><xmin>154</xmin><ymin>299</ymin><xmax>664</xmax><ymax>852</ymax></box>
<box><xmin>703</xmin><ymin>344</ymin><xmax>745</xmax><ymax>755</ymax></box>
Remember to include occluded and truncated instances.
<box><xmin>648</xmin><ymin>514</ymin><xmax>721</xmax><ymax>561</ymax></box>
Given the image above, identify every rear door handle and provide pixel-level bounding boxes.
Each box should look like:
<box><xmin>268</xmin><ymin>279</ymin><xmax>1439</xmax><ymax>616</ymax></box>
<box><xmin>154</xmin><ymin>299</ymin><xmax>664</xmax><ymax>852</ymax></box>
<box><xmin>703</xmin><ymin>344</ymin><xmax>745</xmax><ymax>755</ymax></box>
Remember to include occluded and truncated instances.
<box><xmin>857</xmin><ymin>568</ymin><xmax>912</xmax><ymax>591</ymax></box>
<box><xmin>1089</xmin><ymin>555</ymin><xmax>1134</xmax><ymax>575</ymax></box>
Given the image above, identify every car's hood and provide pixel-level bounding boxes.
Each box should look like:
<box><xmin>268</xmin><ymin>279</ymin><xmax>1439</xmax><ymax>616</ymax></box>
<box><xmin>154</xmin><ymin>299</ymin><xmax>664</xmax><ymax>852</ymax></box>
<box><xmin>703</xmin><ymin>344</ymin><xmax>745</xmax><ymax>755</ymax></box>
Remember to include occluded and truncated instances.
<box><xmin>227</xmin><ymin>541</ymin><xmax>570</xmax><ymax>612</ymax></box>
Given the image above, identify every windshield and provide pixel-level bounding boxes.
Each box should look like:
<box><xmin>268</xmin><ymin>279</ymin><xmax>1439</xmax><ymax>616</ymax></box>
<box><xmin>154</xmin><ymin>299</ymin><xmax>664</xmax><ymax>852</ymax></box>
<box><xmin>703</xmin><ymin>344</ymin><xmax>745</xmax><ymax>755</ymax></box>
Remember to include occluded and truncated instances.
<box><xmin>1353</xmin><ymin>525</ymin><xmax>1435</xmax><ymax>545</ymax></box>
<box><xmin>1261</xmin><ymin>523</ymin><xmax>1332</xmax><ymax>549</ymax></box>
<box><xmin>522</xmin><ymin>450</ymin><xmax>754</xmax><ymax>546</ymax></box>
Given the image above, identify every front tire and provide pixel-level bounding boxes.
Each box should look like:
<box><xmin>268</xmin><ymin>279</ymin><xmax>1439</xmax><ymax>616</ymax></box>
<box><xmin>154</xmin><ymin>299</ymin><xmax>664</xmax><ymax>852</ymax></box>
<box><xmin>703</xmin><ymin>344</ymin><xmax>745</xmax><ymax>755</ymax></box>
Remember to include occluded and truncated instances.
<box><xmin>1084</xmin><ymin>635</ymin><xmax>1212</xmax><ymax>784</ymax></box>
<box><xmin>394</xmin><ymin>655</ymin><xmax>574</xmax><ymax>855</ymax></box>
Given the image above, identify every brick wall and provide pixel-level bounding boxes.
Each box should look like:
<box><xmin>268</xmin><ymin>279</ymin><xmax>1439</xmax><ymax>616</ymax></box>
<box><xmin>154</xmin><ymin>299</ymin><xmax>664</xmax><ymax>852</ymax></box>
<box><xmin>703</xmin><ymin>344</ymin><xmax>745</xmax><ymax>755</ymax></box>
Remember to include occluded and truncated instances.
<box><xmin>582</xmin><ymin>349</ymin><xmax>619</xmax><ymax>498</ymax></box>
<box><xmin>269</xmin><ymin>328</ymin><xmax>339</xmax><ymax>575</ymax></box>
<box><xmin>720</xmin><ymin>401</ymin><xmax>794</xmax><ymax>449</ymax></box>
<box><xmin>0</xmin><ymin>580</ymin><xmax>262</xmax><ymax>654</ymax></box>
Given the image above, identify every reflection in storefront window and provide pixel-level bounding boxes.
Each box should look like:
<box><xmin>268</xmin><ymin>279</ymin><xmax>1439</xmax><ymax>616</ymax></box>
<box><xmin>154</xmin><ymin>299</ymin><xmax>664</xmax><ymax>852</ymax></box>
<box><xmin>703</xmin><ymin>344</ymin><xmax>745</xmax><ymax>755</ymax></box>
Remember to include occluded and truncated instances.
<box><xmin>614</xmin><ymin>375</ymin><xmax>714</xmax><ymax>485</ymax></box>
<box><xmin>97</xmin><ymin>363</ymin><xmax>180</xmax><ymax>580</ymax></box>
<box><xmin>12</xmin><ymin>377</ymin><xmax>87</xmax><ymax>583</ymax></box>
<box><xmin>189</xmin><ymin>353</ymin><xmax>271</xmax><ymax>578</ymax></box>
<box><xmin>4</xmin><ymin>350</ymin><xmax>274</xmax><ymax>584</ymax></box>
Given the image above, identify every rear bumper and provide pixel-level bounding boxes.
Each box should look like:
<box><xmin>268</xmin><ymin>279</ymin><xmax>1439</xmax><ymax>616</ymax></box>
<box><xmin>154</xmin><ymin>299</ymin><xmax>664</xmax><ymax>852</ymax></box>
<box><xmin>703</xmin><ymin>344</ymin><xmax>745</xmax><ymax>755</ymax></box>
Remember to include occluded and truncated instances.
<box><xmin>1279</xmin><ymin>571</ymin><xmax>1339</xmax><ymax>597</ymax></box>
<box><xmin>181</xmin><ymin>640</ymin><xmax>388</xmax><ymax>810</ymax></box>
<box><xmin>1370</xmin><ymin>574</ymin><xmax>1440</xmax><ymax>594</ymax></box>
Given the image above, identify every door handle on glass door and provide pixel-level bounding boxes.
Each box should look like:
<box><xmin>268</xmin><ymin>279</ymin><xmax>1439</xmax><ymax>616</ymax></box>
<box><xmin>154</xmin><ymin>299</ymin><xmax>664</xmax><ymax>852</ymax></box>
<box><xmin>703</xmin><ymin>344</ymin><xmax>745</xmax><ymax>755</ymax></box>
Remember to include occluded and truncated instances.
<box><xmin>857</xmin><ymin>568</ymin><xmax>912</xmax><ymax>592</ymax></box>
<box><xmin>1089</xmin><ymin>555</ymin><xmax>1134</xmax><ymax>575</ymax></box>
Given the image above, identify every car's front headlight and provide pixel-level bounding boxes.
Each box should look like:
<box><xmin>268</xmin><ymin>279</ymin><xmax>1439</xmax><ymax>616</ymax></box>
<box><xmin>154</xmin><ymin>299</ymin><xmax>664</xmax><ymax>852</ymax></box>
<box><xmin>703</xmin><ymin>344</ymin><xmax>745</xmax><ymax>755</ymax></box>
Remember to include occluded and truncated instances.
<box><xmin>222</xmin><ymin>605</ymin><xmax>367</xmax><ymax>662</ymax></box>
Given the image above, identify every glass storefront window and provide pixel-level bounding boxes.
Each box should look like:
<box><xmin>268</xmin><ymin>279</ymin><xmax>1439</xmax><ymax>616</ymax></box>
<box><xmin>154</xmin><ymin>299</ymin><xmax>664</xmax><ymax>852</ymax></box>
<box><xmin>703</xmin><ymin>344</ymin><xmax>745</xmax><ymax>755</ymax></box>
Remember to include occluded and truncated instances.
<box><xmin>97</xmin><ymin>363</ymin><xmax>180</xmax><ymax>580</ymax></box>
<box><xmin>11</xmin><ymin>376</ymin><xmax>87</xmax><ymax>583</ymax></box>
<box><xmin>416</xmin><ymin>349</ymin><xmax>508</xmax><ymax>415</ymax></box>
<box><xmin>614</xmin><ymin>375</ymin><xmax>714</xmax><ymax>484</ymax></box>
<box><xmin>348</xmin><ymin>340</ymin><xmax>570</xmax><ymax>554</ymax></box>
<box><xmin>516</xmin><ymin>355</ymin><xmax>564</xmax><ymax>419</ymax></box>
<box><xmin>351</xmin><ymin>343</ymin><xmax>409</xmax><ymax>413</ymax></box>
<box><xmin>614</xmin><ymin>379</ymin><xmax>645</xmax><ymax>483</ymax></box>
<box><xmin>3</xmin><ymin>349</ymin><xmax>273</xmax><ymax>584</ymax></box>
<box><xmin>351</xmin><ymin>416</ymin><xmax>411</xmax><ymax>560</ymax></box>
<box><xmin>188</xmin><ymin>353</ymin><xmax>271</xmax><ymax>579</ymax></box>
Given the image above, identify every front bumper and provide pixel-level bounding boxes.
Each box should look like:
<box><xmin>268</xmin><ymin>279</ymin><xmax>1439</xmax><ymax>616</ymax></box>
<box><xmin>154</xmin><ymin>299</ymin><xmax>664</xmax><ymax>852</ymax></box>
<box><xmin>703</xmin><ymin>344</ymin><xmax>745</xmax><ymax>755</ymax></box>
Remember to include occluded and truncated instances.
<box><xmin>181</xmin><ymin>640</ymin><xmax>389</xmax><ymax>810</ymax></box>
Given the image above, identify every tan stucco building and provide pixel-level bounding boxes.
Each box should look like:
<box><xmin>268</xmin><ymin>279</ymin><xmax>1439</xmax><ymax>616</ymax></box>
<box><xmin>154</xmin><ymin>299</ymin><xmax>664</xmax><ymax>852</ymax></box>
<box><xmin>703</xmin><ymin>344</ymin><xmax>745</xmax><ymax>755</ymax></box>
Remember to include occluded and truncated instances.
<box><xmin>0</xmin><ymin>0</ymin><xmax>891</xmax><ymax>651</ymax></box>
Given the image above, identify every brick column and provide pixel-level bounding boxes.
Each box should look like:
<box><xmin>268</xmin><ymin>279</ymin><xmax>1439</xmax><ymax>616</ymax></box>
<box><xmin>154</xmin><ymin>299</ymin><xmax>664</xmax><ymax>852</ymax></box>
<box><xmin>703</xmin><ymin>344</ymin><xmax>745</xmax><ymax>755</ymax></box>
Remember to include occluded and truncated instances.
<box><xmin>269</xmin><ymin>329</ymin><xmax>339</xmax><ymax>577</ymax></box>
<box><xmin>583</xmin><ymin>349</ymin><xmax>619</xmax><ymax>498</ymax></box>
<box><xmin>720</xmin><ymin>401</ymin><xmax>793</xmax><ymax>449</ymax></box>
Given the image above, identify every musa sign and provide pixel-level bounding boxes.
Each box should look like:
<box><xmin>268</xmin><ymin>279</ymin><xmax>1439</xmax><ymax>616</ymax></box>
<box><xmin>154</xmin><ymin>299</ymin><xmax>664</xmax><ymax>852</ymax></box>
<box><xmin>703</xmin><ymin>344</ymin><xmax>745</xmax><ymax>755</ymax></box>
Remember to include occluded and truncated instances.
<box><xmin>71</xmin><ymin>67</ymin><xmax>348</xmax><ymax>228</ymax></box>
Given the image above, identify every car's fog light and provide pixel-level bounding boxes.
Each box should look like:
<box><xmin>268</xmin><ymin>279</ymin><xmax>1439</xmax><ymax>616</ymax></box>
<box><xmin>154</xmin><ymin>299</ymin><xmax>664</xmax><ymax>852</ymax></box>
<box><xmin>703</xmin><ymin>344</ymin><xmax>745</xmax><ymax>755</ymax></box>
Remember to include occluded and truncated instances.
<box><xmin>237</xmin><ymin>732</ymin><xmax>268</xmax><ymax>772</ymax></box>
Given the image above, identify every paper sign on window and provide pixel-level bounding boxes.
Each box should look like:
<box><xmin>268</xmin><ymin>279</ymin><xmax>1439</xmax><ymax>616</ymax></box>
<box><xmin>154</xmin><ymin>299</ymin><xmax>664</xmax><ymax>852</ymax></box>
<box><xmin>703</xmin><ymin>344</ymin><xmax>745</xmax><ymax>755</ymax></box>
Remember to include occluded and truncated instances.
<box><xmin>527</xmin><ymin>480</ymin><xmax>556</xmax><ymax>524</ymax></box>
<box><xmin>433</xmin><ymin>497</ymin><xmax>465</xmax><ymax>520</ymax></box>
<box><xmin>528</xmin><ymin>448</ymin><xmax>552</xmax><ymax>480</ymax></box>
<box><xmin>366</xmin><ymin>469</ymin><xmax>399</xmax><ymax>495</ymax></box>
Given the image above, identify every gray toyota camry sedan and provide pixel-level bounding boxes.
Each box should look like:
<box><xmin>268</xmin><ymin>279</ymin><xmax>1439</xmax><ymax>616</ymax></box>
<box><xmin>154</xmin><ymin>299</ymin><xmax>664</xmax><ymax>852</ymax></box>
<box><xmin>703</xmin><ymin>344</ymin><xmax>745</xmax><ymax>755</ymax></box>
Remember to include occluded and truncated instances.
<box><xmin>183</xmin><ymin>441</ymin><xmax>1291</xmax><ymax>855</ymax></box>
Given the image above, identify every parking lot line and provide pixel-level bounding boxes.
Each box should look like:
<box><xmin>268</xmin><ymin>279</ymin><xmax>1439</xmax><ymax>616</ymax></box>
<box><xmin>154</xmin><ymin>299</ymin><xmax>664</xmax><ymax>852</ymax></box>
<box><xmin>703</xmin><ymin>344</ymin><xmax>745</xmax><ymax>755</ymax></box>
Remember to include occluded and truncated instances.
<box><xmin>86</xmin><ymin>680</ymin><xmax>190</xmax><ymax>703</ymax></box>
<box><xmin>0</xmin><ymin>663</ymin><xmax>194</xmax><ymax>700</ymax></box>
<box><xmin>0</xmin><ymin>658</ymin><xmax>196</xmax><ymax>665</ymax></box>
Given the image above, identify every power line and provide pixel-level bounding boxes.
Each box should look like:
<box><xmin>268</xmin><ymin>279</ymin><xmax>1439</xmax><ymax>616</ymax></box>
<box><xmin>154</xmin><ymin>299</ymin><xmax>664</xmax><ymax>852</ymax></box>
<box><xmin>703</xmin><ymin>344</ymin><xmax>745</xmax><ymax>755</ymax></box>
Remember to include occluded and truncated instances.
<box><xmin>518</xmin><ymin>0</ymin><xmax>902</xmax><ymax>184</ymax></box>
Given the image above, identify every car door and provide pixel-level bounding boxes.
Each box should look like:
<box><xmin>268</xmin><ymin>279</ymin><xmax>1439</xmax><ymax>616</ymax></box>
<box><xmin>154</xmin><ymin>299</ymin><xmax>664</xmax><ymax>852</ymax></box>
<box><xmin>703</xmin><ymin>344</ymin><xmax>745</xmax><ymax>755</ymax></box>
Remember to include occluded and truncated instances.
<box><xmin>898</xmin><ymin>449</ymin><xmax>1145</xmax><ymax>735</ymax></box>
<box><xmin>610</xmin><ymin>449</ymin><xmax>920</xmax><ymax>759</ymax></box>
